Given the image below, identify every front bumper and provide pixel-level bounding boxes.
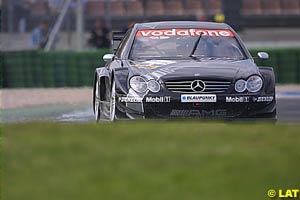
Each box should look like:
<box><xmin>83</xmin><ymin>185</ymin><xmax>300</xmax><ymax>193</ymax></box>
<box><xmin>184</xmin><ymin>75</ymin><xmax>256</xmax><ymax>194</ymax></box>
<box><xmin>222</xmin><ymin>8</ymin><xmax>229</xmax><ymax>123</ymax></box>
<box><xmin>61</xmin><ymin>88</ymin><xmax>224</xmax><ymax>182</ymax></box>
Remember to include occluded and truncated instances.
<box><xmin>116</xmin><ymin>92</ymin><xmax>276</xmax><ymax>119</ymax></box>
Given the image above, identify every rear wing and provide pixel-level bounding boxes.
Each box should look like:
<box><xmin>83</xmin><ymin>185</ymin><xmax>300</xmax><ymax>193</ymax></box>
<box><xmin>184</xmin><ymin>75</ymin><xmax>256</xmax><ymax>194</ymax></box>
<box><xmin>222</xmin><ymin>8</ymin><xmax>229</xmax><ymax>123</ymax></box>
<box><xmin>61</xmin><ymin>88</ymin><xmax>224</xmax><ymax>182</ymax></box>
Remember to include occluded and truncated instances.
<box><xmin>112</xmin><ymin>31</ymin><xmax>126</xmax><ymax>52</ymax></box>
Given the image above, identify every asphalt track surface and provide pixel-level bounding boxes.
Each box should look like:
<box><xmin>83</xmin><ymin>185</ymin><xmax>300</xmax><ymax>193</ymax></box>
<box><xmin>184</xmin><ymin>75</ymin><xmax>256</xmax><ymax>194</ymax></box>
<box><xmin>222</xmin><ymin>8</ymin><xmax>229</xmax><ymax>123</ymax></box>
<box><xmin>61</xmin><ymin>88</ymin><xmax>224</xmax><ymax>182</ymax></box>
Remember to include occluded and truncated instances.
<box><xmin>277</xmin><ymin>98</ymin><xmax>300</xmax><ymax>122</ymax></box>
<box><xmin>57</xmin><ymin>95</ymin><xmax>300</xmax><ymax>123</ymax></box>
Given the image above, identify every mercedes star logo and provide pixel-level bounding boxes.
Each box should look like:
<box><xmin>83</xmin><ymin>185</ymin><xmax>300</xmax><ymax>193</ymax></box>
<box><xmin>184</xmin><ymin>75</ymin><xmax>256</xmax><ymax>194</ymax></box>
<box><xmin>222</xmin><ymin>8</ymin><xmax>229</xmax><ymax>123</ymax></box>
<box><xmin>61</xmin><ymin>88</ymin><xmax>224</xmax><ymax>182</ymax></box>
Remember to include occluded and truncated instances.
<box><xmin>191</xmin><ymin>80</ymin><xmax>206</xmax><ymax>92</ymax></box>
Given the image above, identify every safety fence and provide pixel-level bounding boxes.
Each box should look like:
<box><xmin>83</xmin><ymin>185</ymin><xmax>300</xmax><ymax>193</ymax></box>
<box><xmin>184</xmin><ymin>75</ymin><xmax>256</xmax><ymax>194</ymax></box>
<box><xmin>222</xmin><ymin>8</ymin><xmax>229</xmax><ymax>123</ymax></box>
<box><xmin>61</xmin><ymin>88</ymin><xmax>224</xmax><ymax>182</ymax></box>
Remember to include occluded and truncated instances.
<box><xmin>2</xmin><ymin>50</ymin><xmax>110</xmax><ymax>88</ymax></box>
<box><xmin>253</xmin><ymin>48</ymin><xmax>300</xmax><ymax>84</ymax></box>
<box><xmin>1</xmin><ymin>48</ymin><xmax>300</xmax><ymax>88</ymax></box>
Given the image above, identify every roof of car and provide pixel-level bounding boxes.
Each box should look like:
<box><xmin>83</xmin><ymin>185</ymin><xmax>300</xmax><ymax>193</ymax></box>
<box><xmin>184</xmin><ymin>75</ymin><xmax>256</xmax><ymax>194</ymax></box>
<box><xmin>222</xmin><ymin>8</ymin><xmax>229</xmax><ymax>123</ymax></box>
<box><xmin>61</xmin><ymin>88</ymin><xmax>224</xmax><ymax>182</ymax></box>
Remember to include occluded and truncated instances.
<box><xmin>136</xmin><ymin>21</ymin><xmax>231</xmax><ymax>30</ymax></box>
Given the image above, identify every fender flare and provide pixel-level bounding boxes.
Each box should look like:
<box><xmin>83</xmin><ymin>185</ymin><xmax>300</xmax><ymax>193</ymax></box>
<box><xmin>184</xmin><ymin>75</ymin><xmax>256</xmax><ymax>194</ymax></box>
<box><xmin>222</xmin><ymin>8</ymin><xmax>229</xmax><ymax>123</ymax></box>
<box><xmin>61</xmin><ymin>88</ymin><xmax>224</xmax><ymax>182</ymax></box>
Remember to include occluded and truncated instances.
<box><xmin>258</xmin><ymin>66</ymin><xmax>276</xmax><ymax>95</ymax></box>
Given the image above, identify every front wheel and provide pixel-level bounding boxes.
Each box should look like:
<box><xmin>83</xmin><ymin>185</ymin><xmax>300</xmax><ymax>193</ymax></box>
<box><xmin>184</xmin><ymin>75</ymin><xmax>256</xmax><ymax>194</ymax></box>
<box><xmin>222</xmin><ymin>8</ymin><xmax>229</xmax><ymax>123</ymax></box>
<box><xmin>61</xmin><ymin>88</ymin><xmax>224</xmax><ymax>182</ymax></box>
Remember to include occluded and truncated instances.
<box><xmin>109</xmin><ymin>79</ymin><xmax>116</xmax><ymax>121</ymax></box>
<box><xmin>94</xmin><ymin>78</ymin><xmax>102</xmax><ymax>122</ymax></box>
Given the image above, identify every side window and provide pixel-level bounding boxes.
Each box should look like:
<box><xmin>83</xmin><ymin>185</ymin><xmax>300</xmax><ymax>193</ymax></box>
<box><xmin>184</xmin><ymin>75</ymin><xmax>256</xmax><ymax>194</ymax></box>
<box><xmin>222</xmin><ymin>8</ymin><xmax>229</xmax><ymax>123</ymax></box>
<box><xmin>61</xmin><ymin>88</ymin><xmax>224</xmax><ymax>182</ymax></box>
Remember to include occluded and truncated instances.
<box><xmin>115</xmin><ymin>28</ymin><xmax>132</xmax><ymax>57</ymax></box>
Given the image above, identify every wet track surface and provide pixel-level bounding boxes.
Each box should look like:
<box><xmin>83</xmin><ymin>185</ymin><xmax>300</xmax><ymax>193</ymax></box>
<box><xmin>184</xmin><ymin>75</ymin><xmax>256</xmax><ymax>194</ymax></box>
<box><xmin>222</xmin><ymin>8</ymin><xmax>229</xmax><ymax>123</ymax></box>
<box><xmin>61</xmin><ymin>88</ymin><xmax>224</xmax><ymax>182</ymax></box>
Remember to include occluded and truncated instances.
<box><xmin>57</xmin><ymin>96</ymin><xmax>300</xmax><ymax>123</ymax></box>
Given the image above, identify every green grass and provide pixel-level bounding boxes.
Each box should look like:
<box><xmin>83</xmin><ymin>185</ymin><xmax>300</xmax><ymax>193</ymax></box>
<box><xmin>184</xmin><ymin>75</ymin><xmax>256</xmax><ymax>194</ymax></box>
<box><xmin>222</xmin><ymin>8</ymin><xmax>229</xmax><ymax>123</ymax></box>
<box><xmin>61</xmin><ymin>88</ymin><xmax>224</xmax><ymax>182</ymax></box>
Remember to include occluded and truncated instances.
<box><xmin>2</xmin><ymin>121</ymin><xmax>300</xmax><ymax>200</ymax></box>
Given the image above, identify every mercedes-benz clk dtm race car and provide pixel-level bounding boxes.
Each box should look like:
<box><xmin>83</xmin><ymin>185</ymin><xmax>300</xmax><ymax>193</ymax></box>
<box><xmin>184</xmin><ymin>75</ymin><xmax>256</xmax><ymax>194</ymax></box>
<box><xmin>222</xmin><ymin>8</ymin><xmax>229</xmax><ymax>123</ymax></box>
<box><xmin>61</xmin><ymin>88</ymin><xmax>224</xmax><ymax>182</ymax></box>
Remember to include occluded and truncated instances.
<box><xmin>93</xmin><ymin>21</ymin><xmax>276</xmax><ymax>121</ymax></box>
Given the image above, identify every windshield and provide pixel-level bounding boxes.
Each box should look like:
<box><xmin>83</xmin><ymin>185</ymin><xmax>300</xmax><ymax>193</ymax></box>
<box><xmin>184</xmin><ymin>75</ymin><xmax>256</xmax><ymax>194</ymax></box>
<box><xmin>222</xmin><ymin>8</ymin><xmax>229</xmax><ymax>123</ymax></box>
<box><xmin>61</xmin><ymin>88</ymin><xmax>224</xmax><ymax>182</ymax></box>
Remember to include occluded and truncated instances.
<box><xmin>130</xmin><ymin>28</ymin><xmax>246</xmax><ymax>60</ymax></box>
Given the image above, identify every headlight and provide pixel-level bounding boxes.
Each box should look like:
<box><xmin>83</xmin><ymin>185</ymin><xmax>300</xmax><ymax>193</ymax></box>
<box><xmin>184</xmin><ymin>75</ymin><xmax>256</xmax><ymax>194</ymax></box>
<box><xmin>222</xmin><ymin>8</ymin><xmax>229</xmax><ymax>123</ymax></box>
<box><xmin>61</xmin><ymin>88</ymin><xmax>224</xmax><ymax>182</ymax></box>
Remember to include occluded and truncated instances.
<box><xmin>129</xmin><ymin>76</ymin><xmax>147</xmax><ymax>93</ymax></box>
<box><xmin>129</xmin><ymin>76</ymin><xmax>161</xmax><ymax>93</ymax></box>
<box><xmin>147</xmin><ymin>80</ymin><xmax>160</xmax><ymax>93</ymax></box>
<box><xmin>235</xmin><ymin>79</ymin><xmax>247</xmax><ymax>93</ymax></box>
<box><xmin>247</xmin><ymin>75</ymin><xmax>263</xmax><ymax>93</ymax></box>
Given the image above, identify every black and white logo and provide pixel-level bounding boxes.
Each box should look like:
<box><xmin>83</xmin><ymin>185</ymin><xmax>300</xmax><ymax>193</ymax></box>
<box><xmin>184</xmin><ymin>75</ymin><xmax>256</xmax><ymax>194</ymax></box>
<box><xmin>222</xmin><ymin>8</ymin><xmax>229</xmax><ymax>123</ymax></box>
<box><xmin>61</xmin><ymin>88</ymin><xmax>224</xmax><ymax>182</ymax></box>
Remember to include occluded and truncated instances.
<box><xmin>226</xmin><ymin>96</ymin><xmax>250</xmax><ymax>103</ymax></box>
<box><xmin>119</xmin><ymin>97</ymin><xmax>143</xmax><ymax>103</ymax></box>
<box><xmin>191</xmin><ymin>80</ymin><xmax>206</xmax><ymax>92</ymax></box>
<box><xmin>146</xmin><ymin>96</ymin><xmax>171</xmax><ymax>103</ymax></box>
<box><xmin>253</xmin><ymin>96</ymin><xmax>274</xmax><ymax>102</ymax></box>
<box><xmin>181</xmin><ymin>94</ymin><xmax>217</xmax><ymax>103</ymax></box>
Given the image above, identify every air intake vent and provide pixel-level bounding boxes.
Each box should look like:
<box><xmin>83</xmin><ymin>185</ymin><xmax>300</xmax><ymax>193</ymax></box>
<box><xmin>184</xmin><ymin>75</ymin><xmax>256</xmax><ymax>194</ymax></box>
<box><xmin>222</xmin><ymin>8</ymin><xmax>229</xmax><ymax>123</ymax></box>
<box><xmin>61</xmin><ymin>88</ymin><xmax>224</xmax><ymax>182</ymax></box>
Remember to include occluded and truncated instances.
<box><xmin>164</xmin><ymin>79</ymin><xmax>231</xmax><ymax>93</ymax></box>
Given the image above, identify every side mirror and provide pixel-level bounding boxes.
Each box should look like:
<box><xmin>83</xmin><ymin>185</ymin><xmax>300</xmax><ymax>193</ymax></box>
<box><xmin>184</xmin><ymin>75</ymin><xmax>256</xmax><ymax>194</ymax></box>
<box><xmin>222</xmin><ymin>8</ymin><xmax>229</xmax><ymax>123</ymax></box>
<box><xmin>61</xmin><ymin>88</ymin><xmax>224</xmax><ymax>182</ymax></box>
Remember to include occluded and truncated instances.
<box><xmin>257</xmin><ymin>52</ymin><xmax>269</xmax><ymax>60</ymax></box>
<box><xmin>103</xmin><ymin>54</ymin><xmax>115</xmax><ymax>62</ymax></box>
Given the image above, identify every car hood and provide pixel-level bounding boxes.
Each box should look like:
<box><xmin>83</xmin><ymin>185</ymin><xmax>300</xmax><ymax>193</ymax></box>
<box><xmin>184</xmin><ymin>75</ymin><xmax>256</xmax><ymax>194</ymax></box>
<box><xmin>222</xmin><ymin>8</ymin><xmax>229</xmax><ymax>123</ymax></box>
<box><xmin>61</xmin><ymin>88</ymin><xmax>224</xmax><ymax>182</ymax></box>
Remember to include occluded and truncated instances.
<box><xmin>125</xmin><ymin>59</ymin><xmax>259</xmax><ymax>81</ymax></box>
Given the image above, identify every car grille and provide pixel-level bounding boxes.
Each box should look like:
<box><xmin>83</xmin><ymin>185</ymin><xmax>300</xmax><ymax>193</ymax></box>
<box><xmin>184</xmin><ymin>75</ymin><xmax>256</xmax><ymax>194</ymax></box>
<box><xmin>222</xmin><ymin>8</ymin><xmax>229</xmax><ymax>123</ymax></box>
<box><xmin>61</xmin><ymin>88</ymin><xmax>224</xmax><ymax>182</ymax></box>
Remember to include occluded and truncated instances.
<box><xmin>164</xmin><ymin>79</ymin><xmax>232</xmax><ymax>93</ymax></box>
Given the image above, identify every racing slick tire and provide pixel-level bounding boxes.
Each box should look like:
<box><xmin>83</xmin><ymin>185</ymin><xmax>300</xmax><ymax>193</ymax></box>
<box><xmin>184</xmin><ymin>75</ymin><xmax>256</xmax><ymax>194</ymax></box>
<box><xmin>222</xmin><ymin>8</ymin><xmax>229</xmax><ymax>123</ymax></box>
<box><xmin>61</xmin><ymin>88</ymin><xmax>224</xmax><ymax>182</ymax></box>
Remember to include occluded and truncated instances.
<box><xmin>94</xmin><ymin>77</ymin><xmax>111</xmax><ymax>122</ymax></box>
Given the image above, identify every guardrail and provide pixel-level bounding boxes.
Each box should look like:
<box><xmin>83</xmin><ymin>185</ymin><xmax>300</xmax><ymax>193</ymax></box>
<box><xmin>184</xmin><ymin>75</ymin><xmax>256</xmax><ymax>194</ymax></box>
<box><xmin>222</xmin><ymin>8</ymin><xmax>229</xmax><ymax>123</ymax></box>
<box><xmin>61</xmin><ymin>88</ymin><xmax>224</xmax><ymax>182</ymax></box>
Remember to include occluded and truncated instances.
<box><xmin>1</xmin><ymin>48</ymin><xmax>300</xmax><ymax>88</ymax></box>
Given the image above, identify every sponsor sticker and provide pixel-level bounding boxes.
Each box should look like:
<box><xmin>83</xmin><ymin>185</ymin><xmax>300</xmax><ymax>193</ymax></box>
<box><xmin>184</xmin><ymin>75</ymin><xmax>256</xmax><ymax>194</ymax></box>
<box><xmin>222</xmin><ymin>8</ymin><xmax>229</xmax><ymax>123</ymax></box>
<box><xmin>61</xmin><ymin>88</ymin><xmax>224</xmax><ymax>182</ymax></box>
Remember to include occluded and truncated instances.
<box><xmin>225</xmin><ymin>96</ymin><xmax>250</xmax><ymax>103</ymax></box>
<box><xmin>132</xmin><ymin>60</ymin><xmax>176</xmax><ymax>69</ymax></box>
<box><xmin>225</xmin><ymin>96</ymin><xmax>274</xmax><ymax>103</ymax></box>
<box><xmin>170</xmin><ymin>109</ymin><xmax>227</xmax><ymax>117</ymax></box>
<box><xmin>253</xmin><ymin>96</ymin><xmax>274</xmax><ymax>102</ymax></box>
<box><xmin>146</xmin><ymin>96</ymin><xmax>171</xmax><ymax>103</ymax></box>
<box><xmin>136</xmin><ymin>29</ymin><xmax>234</xmax><ymax>37</ymax></box>
<box><xmin>181</xmin><ymin>94</ymin><xmax>217</xmax><ymax>103</ymax></box>
<box><xmin>119</xmin><ymin>96</ymin><xmax>171</xmax><ymax>103</ymax></box>
<box><xmin>119</xmin><ymin>97</ymin><xmax>143</xmax><ymax>103</ymax></box>
<box><xmin>132</xmin><ymin>65</ymin><xmax>159</xmax><ymax>69</ymax></box>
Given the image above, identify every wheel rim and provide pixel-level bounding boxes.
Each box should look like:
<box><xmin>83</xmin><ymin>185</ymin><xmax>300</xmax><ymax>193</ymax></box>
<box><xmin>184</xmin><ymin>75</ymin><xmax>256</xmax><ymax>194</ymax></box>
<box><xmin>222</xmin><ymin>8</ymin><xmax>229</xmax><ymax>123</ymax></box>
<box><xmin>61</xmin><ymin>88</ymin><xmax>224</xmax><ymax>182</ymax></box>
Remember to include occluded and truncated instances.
<box><xmin>94</xmin><ymin>102</ymin><xmax>100</xmax><ymax>121</ymax></box>
<box><xmin>109</xmin><ymin>80</ymin><xmax>116</xmax><ymax>121</ymax></box>
<box><xmin>94</xmin><ymin>80</ymin><xmax>100</xmax><ymax>121</ymax></box>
